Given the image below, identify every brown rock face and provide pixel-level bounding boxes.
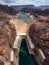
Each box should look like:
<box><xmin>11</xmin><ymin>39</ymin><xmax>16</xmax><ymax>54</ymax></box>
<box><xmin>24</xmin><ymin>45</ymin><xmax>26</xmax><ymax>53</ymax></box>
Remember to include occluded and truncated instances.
<box><xmin>0</xmin><ymin>61</ymin><xmax>4</xmax><ymax>65</ymax></box>
<box><xmin>0</xmin><ymin>4</ymin><xmax>17</xmax><ymax>15</ymax></box>
<box><xmin>29</xmin><ymin>22</ymin><xmax>49</xmax><ymax>65</ymax></box>
<box><xmin>0</xmin><ymin>22</ymin><xmax>16</xmax><ymax>61</ymax></box>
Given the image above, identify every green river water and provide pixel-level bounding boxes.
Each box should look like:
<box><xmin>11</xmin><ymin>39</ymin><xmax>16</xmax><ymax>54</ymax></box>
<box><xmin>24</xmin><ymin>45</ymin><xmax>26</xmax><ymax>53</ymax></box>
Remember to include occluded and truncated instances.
<box><xmin>17</xmin><ymin>12</ymin><xmax>30</xmax><ymax>19</ymax></box>
<box><xmin>19</xmin><ymin>39</ymin><xmax>38</xmax><ymax>65</ymax></box>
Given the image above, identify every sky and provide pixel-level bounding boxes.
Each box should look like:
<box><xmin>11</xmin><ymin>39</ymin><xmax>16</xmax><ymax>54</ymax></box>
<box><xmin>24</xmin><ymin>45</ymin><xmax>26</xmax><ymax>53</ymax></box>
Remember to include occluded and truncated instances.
<box><xmin>0</xmin><ymin>0</ymin><xmax>49</xmax><ymax>6</ymax></box>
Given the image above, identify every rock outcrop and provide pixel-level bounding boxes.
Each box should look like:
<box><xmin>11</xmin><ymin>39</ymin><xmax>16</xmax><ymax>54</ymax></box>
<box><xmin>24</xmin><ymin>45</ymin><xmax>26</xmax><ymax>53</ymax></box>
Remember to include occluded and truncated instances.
<box><xmin>0</xmin><ymin>22</ymin><xmax>16</xmax><ymax>62</ymax></box>
<box><xmin>29</xmin><ymin>21</ymin><xmax>49</xmax><ymax>65</ymax></box>
<box><xmin>0</xmin><ymin>4</ymin><xmax>17</xmax><ymax>15</ymax></box>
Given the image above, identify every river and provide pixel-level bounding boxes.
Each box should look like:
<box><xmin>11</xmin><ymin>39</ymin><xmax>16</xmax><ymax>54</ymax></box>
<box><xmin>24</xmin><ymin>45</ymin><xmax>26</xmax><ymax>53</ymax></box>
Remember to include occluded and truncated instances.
<box><xmin>19</xmin><ymin>39</ymin><xmax>38</xmax><ymax>65</ymax></box>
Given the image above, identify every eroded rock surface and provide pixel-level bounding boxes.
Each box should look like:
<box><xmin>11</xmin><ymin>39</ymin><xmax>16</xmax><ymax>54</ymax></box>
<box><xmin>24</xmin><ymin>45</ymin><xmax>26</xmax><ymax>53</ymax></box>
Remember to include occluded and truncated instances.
<box><xmin>0</xmin><ymin>22</ymin><xmax>16</xmax><ymax>63</ymax></box>
<box><xmin>29</xmin><ymin>21</ymin><xmax>49</xmax><ymax>65</ymax></box>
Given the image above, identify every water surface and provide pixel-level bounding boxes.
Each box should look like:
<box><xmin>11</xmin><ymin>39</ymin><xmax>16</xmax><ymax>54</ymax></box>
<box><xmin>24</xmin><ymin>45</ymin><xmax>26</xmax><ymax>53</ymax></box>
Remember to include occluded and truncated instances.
<box><xmin>19</xmin><ymin>39</ymin><xmax>38</xmax><ymax>65</ymax></box>
<box><xmin>17</xmin><ymin>12</ymin><xmax>30</xmax><ymax>19</ymax></box>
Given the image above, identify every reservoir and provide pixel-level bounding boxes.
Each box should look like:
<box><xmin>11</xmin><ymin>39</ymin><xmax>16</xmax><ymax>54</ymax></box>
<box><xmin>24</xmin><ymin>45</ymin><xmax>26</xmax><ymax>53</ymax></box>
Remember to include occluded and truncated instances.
<box><xmin>19</xmin><ymin>39</ymin><xmax>38</xmax><ymax>65</ymax></box>
<box><xmin>17</xmin><ymin>12</ymin><xmax>30</xmax><ymax>19</ymax></box>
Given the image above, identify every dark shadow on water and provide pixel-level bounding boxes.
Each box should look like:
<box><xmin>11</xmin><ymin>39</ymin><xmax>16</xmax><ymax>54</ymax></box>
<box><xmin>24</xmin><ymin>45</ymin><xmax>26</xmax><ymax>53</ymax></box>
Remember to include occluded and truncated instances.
<box><xmin>19</xmin><ymin>39</ymin><xmax>38</xmax><ymax>65</ymax></box>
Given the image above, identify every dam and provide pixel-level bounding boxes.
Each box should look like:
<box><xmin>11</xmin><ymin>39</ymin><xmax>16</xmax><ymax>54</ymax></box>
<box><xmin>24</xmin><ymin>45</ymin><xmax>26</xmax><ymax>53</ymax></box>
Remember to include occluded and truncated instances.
<box><xmin>0</xmin><ymin>12</ymin><xmax>46</xmax><ymax>65</ymax></box>
<box><xmin>11</xmin><ymin>13</ymin><xmax>38</xmax><ymax>65</ymax></box>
